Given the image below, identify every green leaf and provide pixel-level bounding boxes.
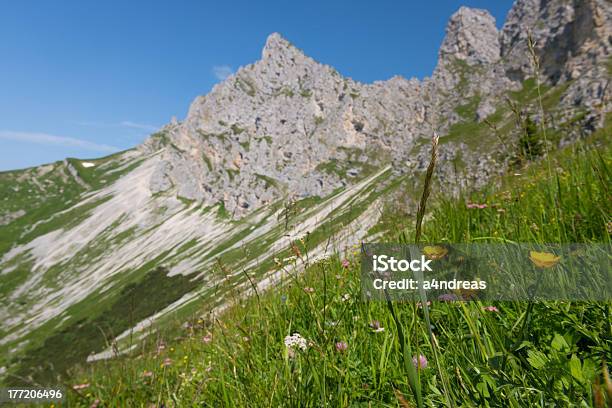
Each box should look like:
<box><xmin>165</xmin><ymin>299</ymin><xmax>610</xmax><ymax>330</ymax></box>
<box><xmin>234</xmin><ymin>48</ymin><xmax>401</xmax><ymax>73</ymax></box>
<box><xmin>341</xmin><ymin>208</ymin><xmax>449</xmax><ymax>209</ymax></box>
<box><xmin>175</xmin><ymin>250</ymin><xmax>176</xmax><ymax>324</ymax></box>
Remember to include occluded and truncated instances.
<box><xmin>515</xmin><ymin>341</ymin><xmax>532</xmax><ymax>351</ymax></box>
<box><xmin>527</xmin><ymin>350</ymin><xmax>549</xmax><ymax>369</ymax></box>
<box><xmin>476</xmin><ymin>381</ymin><xmax>490</xmax><ymax>398</ymax></box>
<box><xmin>569</xmin><ymin>354</ymin><xmax>583</xmax><ymax>383</ymax></box>
<box><xmin>551</xmin><ymin>333</ymin><xmax>569</xmax><ymax>351</ymax></box>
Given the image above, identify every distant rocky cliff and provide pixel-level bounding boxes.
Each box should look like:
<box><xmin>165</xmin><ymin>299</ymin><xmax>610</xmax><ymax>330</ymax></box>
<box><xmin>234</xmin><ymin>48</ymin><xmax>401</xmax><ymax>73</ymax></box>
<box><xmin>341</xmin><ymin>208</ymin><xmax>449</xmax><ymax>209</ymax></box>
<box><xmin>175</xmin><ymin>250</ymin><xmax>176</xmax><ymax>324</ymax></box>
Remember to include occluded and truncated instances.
<box><xmin>141</xmin><ymin>0</ymin><xmax>610</xmax><ymax>217</ymax></box>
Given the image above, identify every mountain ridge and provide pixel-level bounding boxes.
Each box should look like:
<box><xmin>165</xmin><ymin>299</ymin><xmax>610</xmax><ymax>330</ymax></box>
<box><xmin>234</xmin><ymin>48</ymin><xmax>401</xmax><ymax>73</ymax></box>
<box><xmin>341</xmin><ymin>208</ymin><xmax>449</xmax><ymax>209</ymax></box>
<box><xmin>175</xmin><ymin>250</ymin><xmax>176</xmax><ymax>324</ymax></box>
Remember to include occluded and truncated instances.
<box><xmin>141</xmin><ymin>0</ymin><xmax>610</xmax><ymax>218</ymax></box>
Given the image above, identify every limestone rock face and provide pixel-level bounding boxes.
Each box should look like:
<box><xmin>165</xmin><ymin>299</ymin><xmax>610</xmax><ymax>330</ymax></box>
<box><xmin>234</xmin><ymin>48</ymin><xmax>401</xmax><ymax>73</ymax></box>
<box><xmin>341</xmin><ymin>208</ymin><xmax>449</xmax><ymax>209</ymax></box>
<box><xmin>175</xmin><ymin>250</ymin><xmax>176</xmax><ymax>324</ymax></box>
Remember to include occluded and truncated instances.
<box><xmin>141</xmin><ymin>0</ymin><xmax>610</xmax><ymax>218</ymax></box>
<box><xmin>500</xmin><ymin>0</ymin><xmax>611</xmax><ymax>125</ymax></box>
<box><xmin>501</xmin><ymin>0</ymin><xmax>611</xmax><ymax>82</ymax></box>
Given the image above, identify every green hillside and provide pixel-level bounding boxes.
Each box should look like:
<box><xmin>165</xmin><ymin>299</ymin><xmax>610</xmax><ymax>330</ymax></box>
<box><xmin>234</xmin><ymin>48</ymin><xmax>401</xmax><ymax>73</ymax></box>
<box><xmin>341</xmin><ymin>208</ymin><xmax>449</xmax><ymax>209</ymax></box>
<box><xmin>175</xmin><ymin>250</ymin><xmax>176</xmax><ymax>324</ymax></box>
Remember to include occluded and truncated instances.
<box><xmin>2</xmin><ymin>164</ymin><xmax>397</xmax><ymax>387</ymax></box>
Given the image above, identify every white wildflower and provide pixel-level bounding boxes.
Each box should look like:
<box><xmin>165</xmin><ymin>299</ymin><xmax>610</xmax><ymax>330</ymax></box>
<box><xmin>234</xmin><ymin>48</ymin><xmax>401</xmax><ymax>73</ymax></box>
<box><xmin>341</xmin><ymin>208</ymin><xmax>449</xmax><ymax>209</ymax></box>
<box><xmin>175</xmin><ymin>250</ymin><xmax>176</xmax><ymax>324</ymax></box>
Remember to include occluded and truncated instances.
<box><xmin>284</xmin><ymin>333</ymin><xmax>308</xmax><ymax>352</ymax></box>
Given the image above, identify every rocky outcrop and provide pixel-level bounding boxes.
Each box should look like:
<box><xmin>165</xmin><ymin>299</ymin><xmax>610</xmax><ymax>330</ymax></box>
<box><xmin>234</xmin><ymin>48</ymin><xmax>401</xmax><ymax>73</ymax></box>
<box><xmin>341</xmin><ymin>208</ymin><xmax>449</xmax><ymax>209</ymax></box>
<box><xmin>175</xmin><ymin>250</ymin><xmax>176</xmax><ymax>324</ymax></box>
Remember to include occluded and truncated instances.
<box><xmin>440</xmin><ymin>6</ymin><xmax>501</xmax><ymax>65</ymax></box>
<box><xmin>501</xmin><ymin>0</ymin><xmax>611</xmax><ymax>82</ymax></box>
<box><xmin>426</xmin><ymin>8</ymin><xmax>512</xmax><ymax>130</ymax></box>
<box><xmin>0</xmin><ymin>210</ymin><xmax>25</xmax><ymax>226</ymax></box>
<box><xmin>141</xmin><ymin>0</ymin><xmax>610</xmax><ymax>218</ymax></box>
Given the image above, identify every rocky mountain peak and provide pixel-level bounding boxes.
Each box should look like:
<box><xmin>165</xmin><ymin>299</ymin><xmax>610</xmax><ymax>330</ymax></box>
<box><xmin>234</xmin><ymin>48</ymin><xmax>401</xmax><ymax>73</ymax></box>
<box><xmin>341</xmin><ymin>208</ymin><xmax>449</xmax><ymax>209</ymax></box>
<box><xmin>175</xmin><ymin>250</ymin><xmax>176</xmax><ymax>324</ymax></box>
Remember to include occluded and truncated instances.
<box><xmin>428</xmin><ymin>7</ymin><xmax>506</xmax><ymax>125</ymax></box>
<box><xmin>439</xmin><ymin>6</ymin><xmax>501</xmax><ymax>66</ymax></box>
<box><xmin>262</xmin><ymin>32</ymin><xmax>297</xmax><ymax>60</ymax></box>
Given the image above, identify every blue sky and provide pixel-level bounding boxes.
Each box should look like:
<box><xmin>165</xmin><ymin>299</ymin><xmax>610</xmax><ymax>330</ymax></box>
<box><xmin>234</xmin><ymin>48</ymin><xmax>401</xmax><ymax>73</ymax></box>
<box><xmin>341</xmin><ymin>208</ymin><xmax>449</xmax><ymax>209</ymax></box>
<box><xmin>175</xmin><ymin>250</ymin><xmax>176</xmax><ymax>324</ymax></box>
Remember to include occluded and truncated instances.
<box><xmin>0</xmin><ymin>0</ymin><xmax>513</xmax><ymax>171</ymax></box>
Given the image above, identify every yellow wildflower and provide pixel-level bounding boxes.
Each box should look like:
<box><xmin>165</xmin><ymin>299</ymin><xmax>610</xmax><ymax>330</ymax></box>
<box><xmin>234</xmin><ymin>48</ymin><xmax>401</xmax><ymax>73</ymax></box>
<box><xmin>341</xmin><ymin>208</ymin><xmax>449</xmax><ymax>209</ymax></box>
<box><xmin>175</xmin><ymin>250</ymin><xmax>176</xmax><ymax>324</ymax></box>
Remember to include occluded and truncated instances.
<box><xmin>423</xmin><ymin>245</ymin><xmax>448</xmax><ymax>260</ymax></box>
<box><xmin>529</xmin><ymin>251</ymin><xmax>560</xmax><ymax>268</ymax></box>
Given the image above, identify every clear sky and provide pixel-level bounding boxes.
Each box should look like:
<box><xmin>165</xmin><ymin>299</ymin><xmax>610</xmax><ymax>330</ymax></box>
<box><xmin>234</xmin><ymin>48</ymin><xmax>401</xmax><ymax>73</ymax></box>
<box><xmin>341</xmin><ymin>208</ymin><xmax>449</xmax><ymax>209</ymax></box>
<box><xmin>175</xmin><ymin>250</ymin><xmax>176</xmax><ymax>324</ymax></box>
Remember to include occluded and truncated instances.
<box><xmin>0</xmin><ymin>0</ymin><xmax>513</xmax><ymax>171</ymax></box>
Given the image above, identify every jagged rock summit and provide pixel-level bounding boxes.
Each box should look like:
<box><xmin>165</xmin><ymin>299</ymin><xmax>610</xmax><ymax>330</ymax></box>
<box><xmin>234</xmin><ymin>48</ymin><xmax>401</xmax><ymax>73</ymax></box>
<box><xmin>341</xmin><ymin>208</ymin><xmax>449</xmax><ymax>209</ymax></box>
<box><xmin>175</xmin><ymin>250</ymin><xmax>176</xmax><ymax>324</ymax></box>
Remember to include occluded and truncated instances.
<box><xmin>439</xmin><ymin>7</ymin><xmax>501</xmax><ymax>66</ymax></box>
<box><xmin>261</xmin><ymin>32</ymin><xmax>300</xmax><ymax>60</ymax></box>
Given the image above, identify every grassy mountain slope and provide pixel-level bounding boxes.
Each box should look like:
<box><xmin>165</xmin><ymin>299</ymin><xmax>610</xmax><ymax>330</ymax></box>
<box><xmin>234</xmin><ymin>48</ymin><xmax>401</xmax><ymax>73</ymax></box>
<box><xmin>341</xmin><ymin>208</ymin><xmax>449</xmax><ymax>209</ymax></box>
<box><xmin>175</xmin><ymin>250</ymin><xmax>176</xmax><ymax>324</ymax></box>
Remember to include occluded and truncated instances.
<box><xmin>62</xmin><ymin>118</ymin><xmax>611</xmax><ymax>406</ymax></box>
